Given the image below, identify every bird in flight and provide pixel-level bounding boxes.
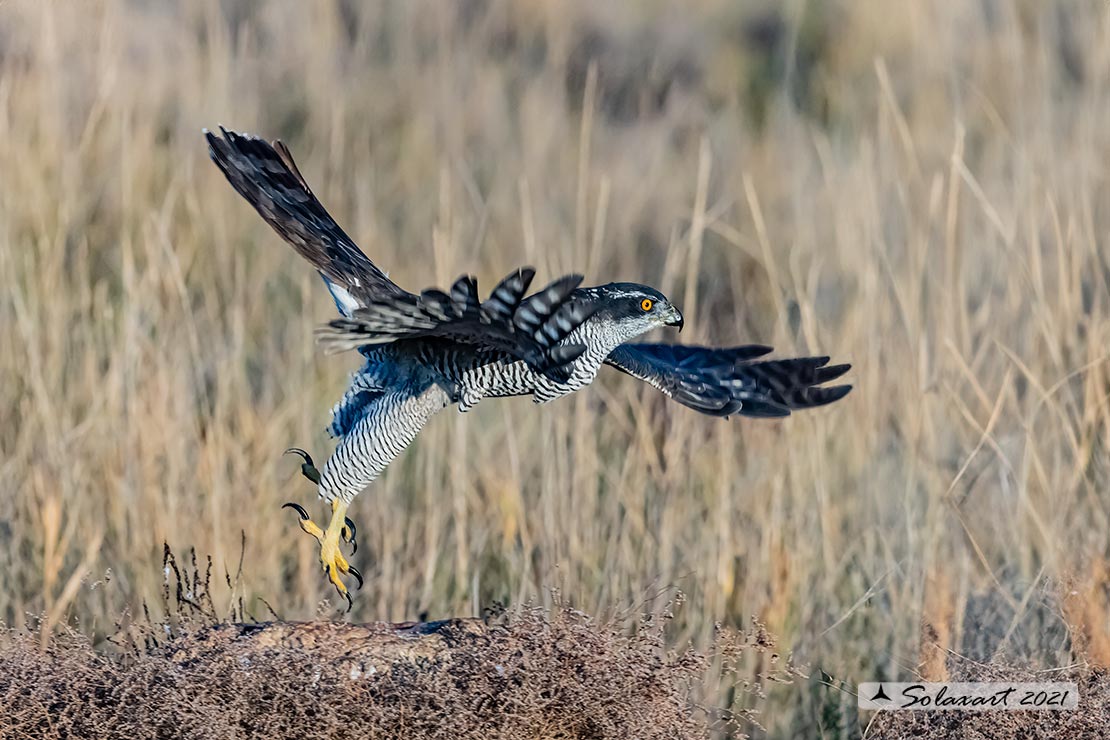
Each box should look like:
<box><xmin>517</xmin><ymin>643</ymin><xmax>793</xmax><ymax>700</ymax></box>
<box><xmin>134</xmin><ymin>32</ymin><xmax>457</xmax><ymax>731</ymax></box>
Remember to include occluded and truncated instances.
<box><xmin>205</xmin><ymin>127</ymin><xmax>851</xmax><ymax>608</ymax></box>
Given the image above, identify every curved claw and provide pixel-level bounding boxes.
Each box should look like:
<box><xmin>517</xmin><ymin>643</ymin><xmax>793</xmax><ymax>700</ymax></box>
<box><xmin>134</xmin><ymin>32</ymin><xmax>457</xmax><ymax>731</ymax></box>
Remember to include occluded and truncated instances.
<box><xmin>348</xmin><ymin>565</ymin><xmax>364</xmax><ymax>591</ymax></box>
<box><xmin>283</xmin><ymin>447</ymin><xmax>322</xmax><ymax>485</ymax></box>
<box><xmin>342</xmin><ymin>590</ymin><xmax>353</xmax><ymax>613</ymax></box>
<box><xmin>284</xmin><ymin>502</ymin><xmax>325</xmax><ymax>541</ymax></box>
<box><xmin>283</xmin><ymin>447</ymin><xmax>314</xmax><ymax>466</ymax></box>
<box><xmin>341</xmin><ymin>517</ymin><xmax>358</xmax><ymax>554</ymax></box>
<box><xmin>282</xmin><ymin>502</ymin><xmax>310</xmax><ymax>520</ymax></box>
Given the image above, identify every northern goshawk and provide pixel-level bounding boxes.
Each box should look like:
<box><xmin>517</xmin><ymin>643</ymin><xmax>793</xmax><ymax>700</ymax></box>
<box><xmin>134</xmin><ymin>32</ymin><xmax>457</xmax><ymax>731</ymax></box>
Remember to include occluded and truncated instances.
<box><xmin>206</xmin><ymin>127</ymin><xmax>852</xmax><ymax>608</ymax></box>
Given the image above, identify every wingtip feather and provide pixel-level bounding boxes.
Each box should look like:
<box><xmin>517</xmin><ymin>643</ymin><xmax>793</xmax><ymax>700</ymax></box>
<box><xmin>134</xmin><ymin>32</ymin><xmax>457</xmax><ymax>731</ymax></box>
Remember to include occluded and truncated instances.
<box><xmin>814</xmin><ymin>363</ymin><xmax>852</xmax><ymax>385</ymax></box>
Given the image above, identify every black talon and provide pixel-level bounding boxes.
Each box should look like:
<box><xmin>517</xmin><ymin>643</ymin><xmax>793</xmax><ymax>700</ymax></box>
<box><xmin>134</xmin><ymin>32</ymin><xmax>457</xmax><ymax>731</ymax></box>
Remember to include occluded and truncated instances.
<box><xmin>284</xmin><ymin>447</ymin><xmax>322</xmax><ymax>485</ymax></box>
<box><xmin>343</xmin><ymin>591</ymin><xmax>353</xmax><ymax>613</ymax></box>
<box><xmin>348</xmin><ymin>565</ymin><xmax>364</xmax><ymax>591</ymax></box>
<box><xmin>342</xmin><ymin>517</ymin><xmax>358</xmax><ymax>554</ymax></box>
<box><xmin>283</xmin><ymin>447</ymin><xmax>314</xmax><ymax>467</ymax></box>
<box><xmin>282</xmin><ymin>502</ymin><xmax>311</xmax><ymax>520</ymax></box>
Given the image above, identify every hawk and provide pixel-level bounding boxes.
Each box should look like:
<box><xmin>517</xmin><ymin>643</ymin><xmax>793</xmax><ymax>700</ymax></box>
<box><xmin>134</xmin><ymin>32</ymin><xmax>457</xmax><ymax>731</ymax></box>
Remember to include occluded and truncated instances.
<box><xmin>205</xmin><ymin>127</ymin><xmax>852</xmax><ymax>608</ymax></box>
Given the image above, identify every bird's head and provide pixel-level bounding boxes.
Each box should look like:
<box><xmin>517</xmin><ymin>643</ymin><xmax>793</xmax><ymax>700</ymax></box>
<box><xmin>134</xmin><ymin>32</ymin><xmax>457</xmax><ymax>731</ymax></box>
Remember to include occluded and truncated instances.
<box><xmin>576</xmin><ymin>282</ymin><xmax>684</xmax><ymax>343</ymax></box>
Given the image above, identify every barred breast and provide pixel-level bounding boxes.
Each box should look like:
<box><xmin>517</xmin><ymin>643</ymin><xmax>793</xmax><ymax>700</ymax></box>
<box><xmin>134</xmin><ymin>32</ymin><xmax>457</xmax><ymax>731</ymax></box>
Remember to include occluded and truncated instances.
<box><xmin>319</xmin><ymin>383</ymin><xmax>450</xmax><ymax>504</ymax></box>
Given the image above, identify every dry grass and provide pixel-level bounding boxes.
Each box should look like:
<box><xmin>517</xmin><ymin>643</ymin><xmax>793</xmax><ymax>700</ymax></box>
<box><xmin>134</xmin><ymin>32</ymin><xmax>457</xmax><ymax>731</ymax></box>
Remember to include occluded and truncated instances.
<box><xmin>1</xmin><ymin>0</ymin><xmax>1109</xmax><ymax>736</ymax></box>
<box><xmin>0</xmin><ymin>553</ymin><xmax>788</xmax><ymax>740</ymax></box>
<box><xmin>0</xmin><ymin>612</ymin><xmax>766</xmax><ymax>740</ymax></box>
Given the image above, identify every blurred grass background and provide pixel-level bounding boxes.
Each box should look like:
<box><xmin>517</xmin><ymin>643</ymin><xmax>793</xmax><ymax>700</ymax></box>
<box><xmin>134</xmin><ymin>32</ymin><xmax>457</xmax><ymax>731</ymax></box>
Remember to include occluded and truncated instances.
<box><xmin>1</xmin><ymin>0</ymin><xmax>1109</xmax><ymax>736</ymax></box>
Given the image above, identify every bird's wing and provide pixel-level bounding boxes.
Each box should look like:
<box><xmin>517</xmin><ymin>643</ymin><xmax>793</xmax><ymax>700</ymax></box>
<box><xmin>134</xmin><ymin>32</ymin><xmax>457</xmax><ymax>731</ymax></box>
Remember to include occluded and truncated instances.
<box><xmin>316</xmin><ymin>268</ymin><xmax>596</xmax><ymax>382</ymax></box>
<box><xmin>604</xmin><ymin>343</ymin><xmax>851</xmax><ymax>417</ymax></box>
<box><xmin>205</xmin><ymin>127</ymin><xmax>410</xmax><ymax>310</ymax></box>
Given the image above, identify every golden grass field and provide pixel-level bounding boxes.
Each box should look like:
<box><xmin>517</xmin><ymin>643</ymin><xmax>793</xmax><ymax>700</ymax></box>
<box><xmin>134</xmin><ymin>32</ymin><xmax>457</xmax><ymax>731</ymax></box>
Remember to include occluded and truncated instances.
<box><xmin>2</xmin><ymin>0</ymin><xmax>1109</xmax><ymax>737</ymax></box>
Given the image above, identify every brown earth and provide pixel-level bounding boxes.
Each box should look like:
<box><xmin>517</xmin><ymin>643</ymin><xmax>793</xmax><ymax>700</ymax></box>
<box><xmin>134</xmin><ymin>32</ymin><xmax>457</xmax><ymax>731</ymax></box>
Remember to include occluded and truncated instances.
<box><xmin>4</xmin><ymin>609</ymin><xmax>1110</xmax><ymax>739</ymax></box>
<box><xmin>0</xmin><ymin>609</ymin><xmax>752</xmax><ymax>740</ymax></box>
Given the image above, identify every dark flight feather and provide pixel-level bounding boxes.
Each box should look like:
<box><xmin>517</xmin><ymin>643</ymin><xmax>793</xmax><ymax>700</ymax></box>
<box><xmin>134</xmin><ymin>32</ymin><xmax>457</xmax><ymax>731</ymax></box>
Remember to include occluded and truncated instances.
<box><xmin>208</xmin><ymin>128</ymin><xmax>595</xmax><ymax>380</ymax></box>
<box><xmin>604</xmin><ymin>343</ymin><xmax>851</xmax><ymax>418</ymax></box>
<box><xmin>206</xmin><ymin>127</ymin><xmax>409</xmax><ymax>306</ymax></box>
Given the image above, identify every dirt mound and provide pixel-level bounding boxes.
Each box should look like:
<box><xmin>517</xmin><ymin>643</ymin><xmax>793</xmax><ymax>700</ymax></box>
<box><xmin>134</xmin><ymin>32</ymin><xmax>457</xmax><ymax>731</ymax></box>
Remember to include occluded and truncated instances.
<box><xmin>0</xmin><ymin>607</ymin><xmax>767</xmax><ymax>740</ymax></box>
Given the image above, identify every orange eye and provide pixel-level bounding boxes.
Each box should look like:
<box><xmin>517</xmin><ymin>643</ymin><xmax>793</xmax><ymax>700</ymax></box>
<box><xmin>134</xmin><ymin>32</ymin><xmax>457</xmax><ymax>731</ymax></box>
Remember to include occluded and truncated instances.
<box><xmin>640</xmin><ymin>298</ymin><xmax>653</xmax><ymax>312</ymax></box>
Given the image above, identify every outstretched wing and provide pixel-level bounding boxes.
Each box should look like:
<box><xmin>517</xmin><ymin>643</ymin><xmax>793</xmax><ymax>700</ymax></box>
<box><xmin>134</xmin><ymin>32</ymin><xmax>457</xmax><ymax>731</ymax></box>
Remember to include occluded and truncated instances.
<box><xmin>205</xmin><ymin>127</ymin><xmax>409</xmax><ymax>310</ymax></box>
<box><xmin>605</xmin><ymin>343</ymin><xmax>851</xmax><ymax>418</ymax></box>
<box><xmin>317</xmin><ymin>268</ymin><xmax>596</xmax><ymax>381</ymax></box>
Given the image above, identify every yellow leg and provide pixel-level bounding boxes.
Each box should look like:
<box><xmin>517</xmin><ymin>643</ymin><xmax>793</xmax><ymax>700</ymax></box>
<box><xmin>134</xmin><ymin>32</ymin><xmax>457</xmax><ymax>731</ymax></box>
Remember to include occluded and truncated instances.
<box><xmin>283</xmin><ymin>496</ymin><xmax>363</xmax><ymax>611</ymax></box>
<box><xmin>319</xmin><ymin>499</ymin><xmax>363</xmax><ymax>607</ymax></box>
<box><xmin>282</xmin><ymin>448</ymin><xmax>357</xmax><ymax>549</ymax></box>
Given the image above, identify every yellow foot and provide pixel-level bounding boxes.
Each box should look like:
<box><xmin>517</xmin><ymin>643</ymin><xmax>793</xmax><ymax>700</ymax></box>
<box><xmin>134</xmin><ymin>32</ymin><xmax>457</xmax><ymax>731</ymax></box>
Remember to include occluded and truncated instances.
<box><xmin>283</xmin><ymin>448</ymin><xmax>358</xmax><ymax>551</ymax></box>
<box><xmin>282</xmin><ymin>496</ymin><xmax>363</xmax><ymax>611</ymax></box>
<box><xmin>320</xmin><ymin>536</ymin><xmax>361</xmax><ymax>611</ymax></box>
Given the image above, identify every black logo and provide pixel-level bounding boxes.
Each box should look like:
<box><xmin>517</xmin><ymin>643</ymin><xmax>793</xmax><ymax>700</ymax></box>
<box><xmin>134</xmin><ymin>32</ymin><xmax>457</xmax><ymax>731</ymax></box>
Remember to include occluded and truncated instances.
<box><xmin>870</xmin><ymin>685</ymin><xmax>892</xmax><ymax>702</ymax></box>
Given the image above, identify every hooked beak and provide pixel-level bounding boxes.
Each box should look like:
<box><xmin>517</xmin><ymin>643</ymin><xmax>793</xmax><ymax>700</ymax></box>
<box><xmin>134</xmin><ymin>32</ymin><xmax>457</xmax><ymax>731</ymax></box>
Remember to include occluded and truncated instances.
<box><xmin>666</xmin><ymin>307</ymin><xmax>684</xmax><ymax>332</ymax></box>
